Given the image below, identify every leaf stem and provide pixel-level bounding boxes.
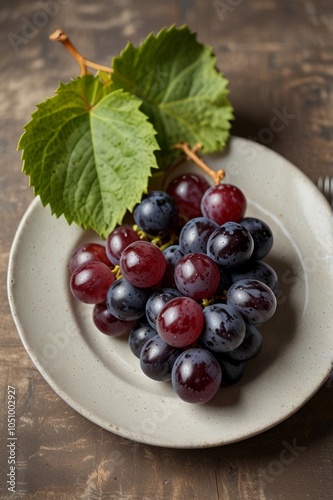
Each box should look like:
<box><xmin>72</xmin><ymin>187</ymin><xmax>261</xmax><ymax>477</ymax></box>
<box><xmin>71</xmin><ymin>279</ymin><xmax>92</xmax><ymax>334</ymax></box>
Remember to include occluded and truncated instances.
<box><xmin>173</xmin><ymin>142</ymin><xmax>225</xmax><ymax>185</ymax></box>
<box><xmin>49</xmin><ymin>29</ymin><xmax>114</xmax><ymax>76</ymax></box>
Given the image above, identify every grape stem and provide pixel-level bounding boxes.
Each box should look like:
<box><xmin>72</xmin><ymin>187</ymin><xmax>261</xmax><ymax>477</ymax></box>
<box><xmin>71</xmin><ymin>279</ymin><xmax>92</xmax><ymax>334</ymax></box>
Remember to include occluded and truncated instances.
<box><xmin>173</xmin><ymin>142</ymin><xmax>225</xmax><ymax>185</ymax></box>
<box><xmin>201</xmin><ymin>290</ymin><xmax>227</xmax><ymax>308</ymax></box>
<box><xmin>133</xmin><ymin>224</ymin><xmax>178</xmax><ymax>251</ymax></box>
<box><xmin>49</xmin><ymin>29</ymin><xmax>114</xmax><ymax>76</ymax></box>
<box><xmin>111</xmin><ymin>265</ymin><xmax>123</xmax><ymax>280</ymax></box>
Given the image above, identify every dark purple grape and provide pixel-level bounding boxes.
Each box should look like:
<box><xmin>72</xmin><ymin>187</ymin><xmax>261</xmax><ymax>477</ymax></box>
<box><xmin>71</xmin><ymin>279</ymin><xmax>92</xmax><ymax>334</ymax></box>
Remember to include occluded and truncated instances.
<box><xmin>226</xmin><ymin>323</ymin><xmax>262</xmax><ymax>361</ymax></box>
<box><xmin>227</xmin><ymin>278</ymin><xmax>277</xmax><ymax>324</ymax></box>
<box><xmin>145</xmin><ymin>288</ymin><xmax>181</xmax><ymax>329</ymax></box>
<box><xmin>179</xmin><ymin>217</ymin><xmax>219</xmax><ymax>254</ymax></box>
<box><xmin>167</xmin><ymin>173</ymin><xmax>210</xmax><ymax>218</ymax></box>
<box><xmin>174</xmin><ymin>253</ymin><xmax>220</xmax><ymax>300</ymax></box>
<box><xmin>230</xmin><ymin>260</ymin><xmax>278</xmax><ymax>290</ymax></box>
<box><xmin>162</xmin><ymin>245</ymin><xmax>184</xmax><ymax>287</ymax></box>
<box><xmin>171</xmin><ymin>348</ymin><xmax>222</xmax><ymax>404</ymax></box>
<box><xmin>93</xmin><ymin>302</ymin><xmax>136</xmax><ymax>336</ymax></box>
<box><xmin>240</xmin><ymin>217</ymin><xmax>273</xmax><ymax>260</ymax></box>
<box><xmin>216</xmin><ymin>268</ymin><xmax>233</xmax><ymax>297</ymax></box>
<box><xmin>217</xmin><ymin>355</ymin><xmax>246</xmax><ymax>386</ymax></box>
<box><xmin>140</xmin><ymin>335</ymin><xmax>182</xmax><ymax>381</ymax></box>
<box><xmin>106</xmin><ymin>225</ymin><xmax>140</xmax><ymax>265</ymax></box>
<box><xmin>201</xmin><ymin>303</ymin><xmax>246</xmax><ymax>352</ymax></box>
<box><xmin>106</xmin><ymin>278</ymin><xmax>151</xmax><ymax>321</ymax></box>
<box><xmin>128</xmin><ymin>320</ymin><xmax>157</xmax><ymax>358</ymax></box>
<box><xmin>133</xmin><ymin>191</ymin><xmax>178</xmax><ymax>236</ymax></box>
<box><xmin>207</xmin><ymin>222</ymin><xmax>254</xmax><ymax>269</ymax></box>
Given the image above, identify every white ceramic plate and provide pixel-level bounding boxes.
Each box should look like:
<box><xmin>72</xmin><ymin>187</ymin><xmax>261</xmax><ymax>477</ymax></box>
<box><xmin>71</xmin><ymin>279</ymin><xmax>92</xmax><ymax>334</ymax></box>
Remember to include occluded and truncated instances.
<box><xmin>8</xmin><ymin>137</ymin><xmax>333</xmax><ymax>448</ymax></box>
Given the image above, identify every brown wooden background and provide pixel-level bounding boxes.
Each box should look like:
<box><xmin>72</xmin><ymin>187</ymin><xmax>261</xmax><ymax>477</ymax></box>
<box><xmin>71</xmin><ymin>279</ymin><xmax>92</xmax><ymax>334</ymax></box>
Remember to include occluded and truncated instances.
<box><xmin>1</xmin><ymin>0</ymin><xmax>332</xmax><ymax>498</ymax></box>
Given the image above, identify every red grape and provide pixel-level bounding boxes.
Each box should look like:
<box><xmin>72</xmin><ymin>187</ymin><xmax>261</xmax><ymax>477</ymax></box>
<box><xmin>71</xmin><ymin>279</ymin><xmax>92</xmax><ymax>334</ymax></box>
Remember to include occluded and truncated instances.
<box><xmin>156</xmin><ymin>296</ymin><xmax>204</xmax><ymax>347</ymax></box>
<box><xmin>69</xmin><ymin>243</ymin><xmax>112</xmax><ymax>273</ymax></box>
<box><xmin>167</xmin><ymin>173</ymin><xmax>210</xmax><ymax>218</ymax></box>
<box><xmin>70</xmin><ymin>261</ymin><xmax>114</xmax><ymax>304</ymax></box>
<box><xmin>93</xmin><ymin>302</ymin><xmax>136</xmax><ymax>336</ymax></box>
<box><xmin>120</xmin><ymin>240</ymin><xmax>166</xmax><ymax>288</ymax></box>
<box><xmin>174</xmin><ymin>253</ymin><xmax>220</xmax><ymax>300</ymax></box>
<box><xmin>106</xmin><ymin>225</ymin><xmax>140</xmax><ymax>265</ymax></box>
<box><xmin>201</xmin><ymin>183</ymin><xmax>247</xmax><ymax>225</ymax></box>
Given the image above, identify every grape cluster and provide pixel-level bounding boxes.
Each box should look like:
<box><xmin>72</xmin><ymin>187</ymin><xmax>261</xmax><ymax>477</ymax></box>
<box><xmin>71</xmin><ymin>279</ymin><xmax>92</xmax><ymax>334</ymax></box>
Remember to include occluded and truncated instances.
<box><xmin>69</xmin><ymin>173</ymin><xmax>277</xmax><ymax>405</ymax></box>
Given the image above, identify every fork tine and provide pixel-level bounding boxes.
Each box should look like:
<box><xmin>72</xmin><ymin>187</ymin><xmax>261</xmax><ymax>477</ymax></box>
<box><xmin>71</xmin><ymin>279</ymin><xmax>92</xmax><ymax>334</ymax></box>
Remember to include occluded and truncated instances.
<box><xmin>317</xmin><ymin>176</ymin><xmax>333</xmax><ymax>208</ymax></box>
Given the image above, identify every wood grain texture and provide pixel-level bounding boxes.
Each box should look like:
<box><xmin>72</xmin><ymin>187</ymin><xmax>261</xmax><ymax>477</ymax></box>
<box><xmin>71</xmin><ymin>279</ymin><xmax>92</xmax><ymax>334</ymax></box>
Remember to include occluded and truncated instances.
<box><xmin>1</xmin><ymin>0</ymin><xmax>332</xmax><ymax>498</ymax></box>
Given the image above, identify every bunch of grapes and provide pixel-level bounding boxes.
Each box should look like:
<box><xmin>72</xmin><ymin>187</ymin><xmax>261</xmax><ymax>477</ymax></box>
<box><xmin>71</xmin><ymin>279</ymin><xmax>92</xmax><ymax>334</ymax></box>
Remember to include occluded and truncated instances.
<box><xmin>69</xmin><ymin>172</ymin><xmax>278</xmax><ymax>405</ymax></box>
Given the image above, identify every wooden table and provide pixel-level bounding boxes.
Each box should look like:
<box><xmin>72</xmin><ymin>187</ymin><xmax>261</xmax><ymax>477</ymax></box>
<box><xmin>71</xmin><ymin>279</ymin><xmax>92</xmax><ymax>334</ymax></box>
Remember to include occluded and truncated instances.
<box><xmin>1</xmin><ymin>1</ymin><xmax>332</xmax><ymax>498</ymax></box>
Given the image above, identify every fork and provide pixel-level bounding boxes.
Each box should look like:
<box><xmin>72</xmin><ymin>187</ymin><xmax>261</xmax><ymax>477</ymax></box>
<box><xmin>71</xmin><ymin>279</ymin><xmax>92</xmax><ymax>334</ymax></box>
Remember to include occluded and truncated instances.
<box><xmin>316</xmin><ymin>176</ymin><xmax>333</xmax><ymax>387</ymax></box>
<box><xmin>317</xmin><ymin>176</ymin><xmax>333</xmax><ymax>209</ymax></box>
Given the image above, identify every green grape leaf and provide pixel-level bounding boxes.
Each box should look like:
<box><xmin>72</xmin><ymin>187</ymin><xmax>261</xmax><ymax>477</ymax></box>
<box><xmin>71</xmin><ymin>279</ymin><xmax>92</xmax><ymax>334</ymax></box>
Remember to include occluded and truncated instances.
<box><xmin>18</xmin><ymin>75</ymin><xmax>159</xmax><ymax>238</ymax></box>
<box><xmin>111</xmin><ymin>25</ymin><xmax>233</xmax><ymax>165</ymax></box>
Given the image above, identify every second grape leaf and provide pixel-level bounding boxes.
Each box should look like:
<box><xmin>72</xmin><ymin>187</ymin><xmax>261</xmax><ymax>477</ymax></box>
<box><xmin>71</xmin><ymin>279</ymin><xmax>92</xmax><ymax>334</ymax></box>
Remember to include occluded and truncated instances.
<box><xmin>111</xmin><ymin>25</ymin><xmax>234</xmax><ymax>166</ymax></box>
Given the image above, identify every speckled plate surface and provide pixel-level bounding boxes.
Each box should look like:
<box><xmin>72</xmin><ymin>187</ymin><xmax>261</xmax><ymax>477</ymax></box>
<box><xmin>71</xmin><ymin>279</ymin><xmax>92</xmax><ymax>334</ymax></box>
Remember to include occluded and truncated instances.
<box><xmin>7</xmin><ymin>137</ymin><xmax>333</xmax><ymax>448</ymax></box>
